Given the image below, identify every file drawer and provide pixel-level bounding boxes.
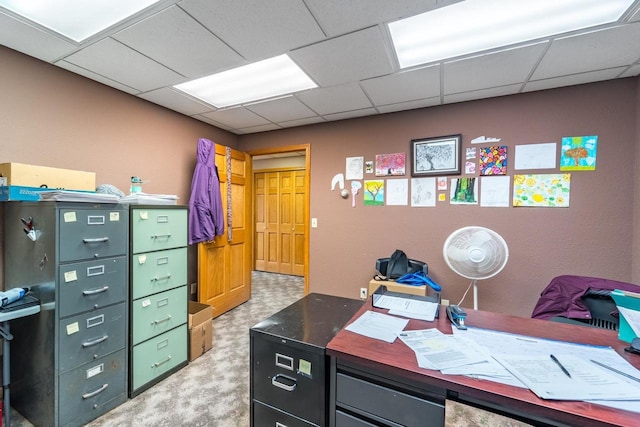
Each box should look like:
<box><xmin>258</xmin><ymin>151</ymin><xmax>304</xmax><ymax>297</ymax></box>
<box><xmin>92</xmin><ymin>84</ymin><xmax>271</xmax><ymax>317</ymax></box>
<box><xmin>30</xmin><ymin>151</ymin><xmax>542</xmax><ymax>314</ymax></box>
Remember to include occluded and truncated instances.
<box><xmin>335</xmin><ymin>373</ymin><xmax>444</xmax><ymax>427</ymax></box>
<box><xmin>59</xmin><ymin>208</ymin><xmax>128</xmax><ymax>262</ymax></box>
<box><xmin>253</xmin><ymin>401</ymin><xmax>316</xmax><ymax>427</ymax></box>
<box><xmin>58</xmin><ymin>349</ymin><xmax>126</xmax><ymax>426</ymax></box>
<box><xmin>131</xmin><ymin>325</ymin><xmax>187</xmax><ymax>391</ymax></box>
<box><xmin>58</xmin><ymin>256</ymin><xmax>127</xmax><ymax>318</ymax></box>
<box><xmin>59</xmin><ymin>302</ymin><xmax>126</xmax><ymax>372</ymax></box>
<box><xmin>131</xmin><ymin>285</ymin><xmax>187</xmax><ymax>345</ymax></box>
<box><xmin>253</xmin><ymin>336</ymin><xmax>324</xmax><ymax>425</ymax></box>
<box><xmin>131</xmin><ymin>208</ymin><xmax>187</xmax><ymax>254</ymax></box>
<box><xmin>336</xmin><ymin>411</ymin><xmax>378</xmax><ymax>427</ymax></box>
<box><xmin>131</xmin><ymin>247</ymin><xmax>187</xmax><ymax>299</ymax></box>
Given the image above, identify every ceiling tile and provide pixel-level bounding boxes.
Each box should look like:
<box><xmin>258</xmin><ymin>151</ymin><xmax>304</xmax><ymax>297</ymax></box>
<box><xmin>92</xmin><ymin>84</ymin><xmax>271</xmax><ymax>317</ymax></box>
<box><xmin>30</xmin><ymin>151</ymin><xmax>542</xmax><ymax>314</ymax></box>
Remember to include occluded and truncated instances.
<box><xmin>64</xmin><ymin>38</ymin><xmax>184</xmax><ymax>91</ymax></box>
<box><xmin>444</xmin><ymin>43</ymin><xmax>547</xmax><ymax>95</ymax></box>
<box><xmin>296</xmin><ymin>83</ymin><xmax>372</xmax><ymax>115</ymax></box>
<box><xmin>56</xmin><ymin>60</ymin><xmax>139</xmax><ymax>94</ymax></box>
<box><xmin>323</xmin><ymin>108</ymin><xmax>378</xmax><ymax>122</ymax></box>
<box><xmin>621</xmin><ymin>64</ymin><xmax>640</xmax><ymax>77</ymax></box>
<box><xmin>0</xmin><ymin>11</ymin><xmax>77</xmax><ymax>62</ymax></box>
<box><xmin>532</xmin><ymin>23</ymin><xmax>640</xmax><ymax>80</ymax></box>
<box><xmin>235</xmin><ymin>123</ymin><xmax>282</xmax><ymax>134</ymax></box>
<box><xmin>201</xmin><ymin>107</ymin><xmax>271</xmax><ymax>129</ymax></box>
<box><xmin>304</xmin><ymin>0</ymin><xmax>443</xmax><ymax>37</ymax></box>
<box><xmin>193</xmin><ymin>114</ymin><xmax>234</xmax><ymax>131</ymax></box>
<box><xmin>443</xmin><ymin>84</ymin><xmax>522</xmax><ymax>104</ymax></box>
<box><xmin>376</xmin><ymin>97</ymin><xmax>441</xmax><ymax>114</ymax></box>
<box><xmin>524</xmin><ymin>68</ymin><xmax>629</xmax><ymax>92</ymax></box>
<box><xmin>290</xmin><ymin>27</ymin><xmax>395</xmax><ymax>87</ymax></box>
<box><xmin>113</xmin><ymin>5</ymin><xmax>244</xmax><ymax>78</ymax></box>
<box><xmin>245</xmin><ymin>96</ymin><xmax>317</xmax><ymax>123</ymax></box>
<box><xmin>279</xmin><ymin>116</ymin><xmax>326</xmax><ymax>128</ymax></box>
<box><xmin>178</xmin><ymin>0</ymin><xmax>324</xmax><ymax>60</ymax></box>
<box><xmin>361</xmin><ymin>65</ymin><xmax>440</xmax><ymax>106</ymax></box>
<box><xmin>137</xmin><ymin>87</ymin><xmax>214</xmax><ymax>115</ymax></box>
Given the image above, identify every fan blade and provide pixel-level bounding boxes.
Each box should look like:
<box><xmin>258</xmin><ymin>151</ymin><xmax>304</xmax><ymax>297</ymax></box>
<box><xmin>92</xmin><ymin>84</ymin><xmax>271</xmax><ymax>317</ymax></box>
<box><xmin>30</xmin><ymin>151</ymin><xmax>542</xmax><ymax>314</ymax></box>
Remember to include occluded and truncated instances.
<box><xmin>469</xmin><ymin>229</ymin><xmax>492</xmax><ymax>246</ymax></box>
<box><xmin>447</xmin><ymin>245</ymin><xmax>469</xmax><ymax>262</ymax></box>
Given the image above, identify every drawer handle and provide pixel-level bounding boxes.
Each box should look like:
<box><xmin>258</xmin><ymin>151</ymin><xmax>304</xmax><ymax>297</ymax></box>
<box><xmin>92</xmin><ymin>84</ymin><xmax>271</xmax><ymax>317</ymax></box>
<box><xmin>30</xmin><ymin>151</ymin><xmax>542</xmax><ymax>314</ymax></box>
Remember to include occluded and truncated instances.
<box><xmin>82</xmin><ymin>383</ymin><xmax>108</xmax><ymax>399</ymax></box>
<box><xmin>82</xmin><ymin>335</ymin><xmax>108</xmax><ymax>348</ymax></box>
<box><xmin>271</xmin><ymin>374</ymin><xmax>296</xmax><ymax>392</ymax></box>
<box><xmin>152</xmin><ymin>315</ymin><xmax>172</xmax><ymax>325</ymax></box>
<box><xmin>82</xmin><ymin>237</ymin><xmax>110</xmax><ymax>243</ymax></box>
<box><xmin>152</xmin><ymin>355</ymin><xmax>172</xmax><ymax>367</ymax></box>
<box><xmin>151</xmin><ymin>274</ymin><xmax>172</xmax><ymax>282</ymax></box>
<box><xmin>83</xmin><ymin>286</ymin><xmax>109</xmax><ymax>295</ymax></box>
<box><xmin>151</xmin><ymin>233</ymin><xmax>172</xmax><ymax>239</ymax></box>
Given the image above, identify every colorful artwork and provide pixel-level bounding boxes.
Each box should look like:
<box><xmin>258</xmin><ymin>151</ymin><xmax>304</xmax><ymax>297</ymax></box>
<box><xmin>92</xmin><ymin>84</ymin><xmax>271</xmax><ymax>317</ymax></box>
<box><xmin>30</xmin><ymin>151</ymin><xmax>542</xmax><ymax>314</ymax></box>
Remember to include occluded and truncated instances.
<box><xmin>375</xmin><ymin>152</ymin><xmax>406</xmax><ymax>176</ymax></box>
<box><xmin>450</xmin><ymin>177</ymin><xmax>478</xmax><ymax>205</ymax></box>
<box><xmin>364</xmin><ymin>180</ymin><xmax>385</xmax><ymax>206</ymax></box>
<box><xmin>479</xmin><ymin>146</ymin><xmax>507</xmax><ymax>175</ymax></box>
<box><xmin>513</xmin><ymin>174</ymin><xmax>570</xmax><ymax>207</ymax></box>
<box><xmin>560</xmin><ymin>136</ymin><xmax>597</xmax><ymax>171</ymax></box>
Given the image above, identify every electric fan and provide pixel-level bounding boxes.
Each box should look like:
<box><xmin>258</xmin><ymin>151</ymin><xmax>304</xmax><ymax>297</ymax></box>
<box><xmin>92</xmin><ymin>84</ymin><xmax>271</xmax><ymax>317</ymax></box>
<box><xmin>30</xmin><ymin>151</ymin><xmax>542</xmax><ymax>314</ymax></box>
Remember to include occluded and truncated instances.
<box><xmin>443</xmin><ymin>226</ymin><xmax>509</xmax><ymax>310</ymax></box>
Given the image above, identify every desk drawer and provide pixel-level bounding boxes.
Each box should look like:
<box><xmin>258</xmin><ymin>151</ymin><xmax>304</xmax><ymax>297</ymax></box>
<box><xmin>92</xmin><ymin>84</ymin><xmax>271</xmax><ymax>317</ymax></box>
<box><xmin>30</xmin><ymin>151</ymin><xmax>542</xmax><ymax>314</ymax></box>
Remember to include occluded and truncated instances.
<box><xmin>336</xmin><ymin>373</ymin><xmax>444</xmax><ymax>427</ymax></box>
<box><xmin>59</xmin><ymin>302</ymin><xmax>126</xmax><ymax>372</ymax></box>
<box><xmin>59</xmin><ymin>208</ymin><xmax>128</xmax><ymax>262</ymax></box>
<box><xmin>252</xmin><ymin>401</ymin><xmax>315</xmax><ymax>427</ymax></box>
<box><xmin>131</xmin><ymin>286</ymin><xmax>187</xmax><ymax>345</ymax></box>
<box><xmin>131</xmin><ymin>247</ymin><xmax>187</xmax><ymax>299</ymax></box>
<box><xmin>131</xmin><ymin>208</ymin><xmax>187</xmax><ymax>253</ymax></box>
<box><xmin>58</xmin><ymin>349</ymin><xmax>126</xmax><ymax>426</ymax></box>
<box><xmin>336</xmin><ymin>410</ymin><xmax>379</xmax><ymax>427</ymax></box>
<box><xmin>131</xmin><ymin>325</ymin><xmax>187</xmax><ymax>391</ymax></box>
<box><xmin>58</xmin><ymin>256</ymin><xmax>127</xmax><ymax>318</ymax></box>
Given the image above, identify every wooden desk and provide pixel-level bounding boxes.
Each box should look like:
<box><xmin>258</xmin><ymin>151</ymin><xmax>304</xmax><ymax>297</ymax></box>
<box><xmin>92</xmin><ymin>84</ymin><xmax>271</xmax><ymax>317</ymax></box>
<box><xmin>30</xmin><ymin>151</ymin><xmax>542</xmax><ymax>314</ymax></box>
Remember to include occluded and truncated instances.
<box><xmin>326</xmin><ymin>301</ymin><xmax>640</xmax><ymax>427</ymax></box>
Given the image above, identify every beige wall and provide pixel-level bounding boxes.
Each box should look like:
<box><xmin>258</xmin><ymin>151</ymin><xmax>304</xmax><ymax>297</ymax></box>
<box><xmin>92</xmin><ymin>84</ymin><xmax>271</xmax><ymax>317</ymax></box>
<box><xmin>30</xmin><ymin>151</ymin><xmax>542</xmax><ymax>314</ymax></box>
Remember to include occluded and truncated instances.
<box><xmin>0</xmin><ymin>46</ymin><xmax>239</xmax><ymax>286</ymax></box>
<box><xmin>2</xmin><ymin>45</ymin><xmax>639</xmax><ymax>317</ymax></box>
<box><xmin>239</xmin><ymin>78</ymin><xmax>639</xmax><ymax>316</ymax></box>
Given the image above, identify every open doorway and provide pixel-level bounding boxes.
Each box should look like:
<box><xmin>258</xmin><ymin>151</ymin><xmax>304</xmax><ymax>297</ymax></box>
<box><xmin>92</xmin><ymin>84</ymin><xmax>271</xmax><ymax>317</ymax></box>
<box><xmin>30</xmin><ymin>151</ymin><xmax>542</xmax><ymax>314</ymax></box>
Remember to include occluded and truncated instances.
<box><xmin>247</xmin><ymin>144</ymin><xmax>310</xmax><ymax>295</ymax></box>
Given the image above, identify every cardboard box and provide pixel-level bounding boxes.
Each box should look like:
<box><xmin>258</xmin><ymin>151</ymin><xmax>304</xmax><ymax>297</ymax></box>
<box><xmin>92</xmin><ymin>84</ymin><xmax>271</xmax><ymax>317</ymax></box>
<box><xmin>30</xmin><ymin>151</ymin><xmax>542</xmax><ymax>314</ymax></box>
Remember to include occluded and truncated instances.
<box><xmin>188</xmin><ymin>301</ymin><xmax>213</xmax><ymax>328</ymax></box>
<box><xmin>369</xmin><ymin>279</ymin><xmax>427</xmax><ymax>297</ymax></box>
<box><xmin>189</xmin><ymin>320</ymin><xmax>213</xmax><ymax>362</ymax></box>
<box><xmin>0</xmin><ymin>162</ymin><xmax>95</xmax><ymax>191</ymax></box>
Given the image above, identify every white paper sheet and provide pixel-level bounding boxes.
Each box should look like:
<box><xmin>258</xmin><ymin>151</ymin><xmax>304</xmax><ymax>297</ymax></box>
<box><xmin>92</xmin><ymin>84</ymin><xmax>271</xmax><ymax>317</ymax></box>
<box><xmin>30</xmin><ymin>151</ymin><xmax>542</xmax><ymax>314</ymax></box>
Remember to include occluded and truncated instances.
<box><xmin>345</xmin><ymin>310</ymin><xmax>409</xmax><ymax>343</ymax></box>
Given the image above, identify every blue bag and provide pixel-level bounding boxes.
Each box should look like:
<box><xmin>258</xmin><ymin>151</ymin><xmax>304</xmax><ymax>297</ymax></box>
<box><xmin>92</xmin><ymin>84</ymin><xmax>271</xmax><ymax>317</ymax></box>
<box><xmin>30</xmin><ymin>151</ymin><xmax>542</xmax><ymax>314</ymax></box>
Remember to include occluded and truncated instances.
<box><xmin>396</xmin><ymin>271</ymin><xmax>442</xmax><ymax>292</ymax></box>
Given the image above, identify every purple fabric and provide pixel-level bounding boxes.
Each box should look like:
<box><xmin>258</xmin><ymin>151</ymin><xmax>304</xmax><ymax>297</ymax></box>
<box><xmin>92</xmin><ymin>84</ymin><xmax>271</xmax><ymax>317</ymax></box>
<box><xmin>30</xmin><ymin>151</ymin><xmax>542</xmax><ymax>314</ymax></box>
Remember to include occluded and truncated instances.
<box><xmin>188</xmin><ymin>138</ymin><xmax>224</xmax><ymax>244</ymax></box>
<box><xmin>531</xmin><ymin>275</ymin><xmax>640</xmax><ymax>320</ymax></box>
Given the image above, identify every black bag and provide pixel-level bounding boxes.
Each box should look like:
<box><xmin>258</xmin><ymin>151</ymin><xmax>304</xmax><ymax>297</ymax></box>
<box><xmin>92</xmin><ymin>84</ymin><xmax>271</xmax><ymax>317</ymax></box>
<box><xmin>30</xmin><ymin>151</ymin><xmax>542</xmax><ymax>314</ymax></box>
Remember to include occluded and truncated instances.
<box><xmin>375</xmin><ymin>249</ymin><xmax>428</xmax><ymax>280</ymax></box>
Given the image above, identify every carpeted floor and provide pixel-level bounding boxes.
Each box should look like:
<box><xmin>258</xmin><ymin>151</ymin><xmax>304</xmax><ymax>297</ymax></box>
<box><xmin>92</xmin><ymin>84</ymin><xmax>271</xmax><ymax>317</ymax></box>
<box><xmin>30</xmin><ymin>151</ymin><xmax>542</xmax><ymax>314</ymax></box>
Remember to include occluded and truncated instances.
<box><xmin>11</xmin><ymin>271</ymin><xmax>304</xmax><ymax>427</ymax></box>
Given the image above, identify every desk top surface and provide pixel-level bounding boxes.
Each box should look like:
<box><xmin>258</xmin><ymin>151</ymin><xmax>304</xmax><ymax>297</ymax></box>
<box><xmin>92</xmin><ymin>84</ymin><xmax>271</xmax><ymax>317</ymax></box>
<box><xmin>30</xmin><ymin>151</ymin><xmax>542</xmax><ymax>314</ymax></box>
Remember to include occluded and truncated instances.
<box><xmin>326</xmin><ymin>301</ymin><xmax>640</xmax><ymax>427</ymax></box>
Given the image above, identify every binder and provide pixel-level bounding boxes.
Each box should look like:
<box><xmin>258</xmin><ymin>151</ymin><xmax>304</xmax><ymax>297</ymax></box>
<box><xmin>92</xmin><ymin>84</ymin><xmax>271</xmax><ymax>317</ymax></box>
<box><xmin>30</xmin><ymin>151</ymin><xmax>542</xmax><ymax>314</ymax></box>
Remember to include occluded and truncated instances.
<box><xmin>611</xmin><ymin>289</ymin><xmax>640</xmax><ymax>343</ymax></box>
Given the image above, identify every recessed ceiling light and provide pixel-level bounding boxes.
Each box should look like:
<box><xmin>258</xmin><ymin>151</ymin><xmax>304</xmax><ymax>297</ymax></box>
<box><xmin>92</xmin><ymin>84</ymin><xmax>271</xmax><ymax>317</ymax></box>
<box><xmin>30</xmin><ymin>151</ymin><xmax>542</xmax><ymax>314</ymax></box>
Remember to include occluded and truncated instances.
<box><xmin>174</xmin><ymin>55</ymin><xmax>317</xmax><ymax>108</ymax></box>
<box><xmin>0</xmin><ymin>0</ymin><xmax>161</xmax><ymax>43</ymax></box>
<box><xmin>389</xmin><ymin>0</ymin><xmax>635</xmax><ymax>69</ymax></box>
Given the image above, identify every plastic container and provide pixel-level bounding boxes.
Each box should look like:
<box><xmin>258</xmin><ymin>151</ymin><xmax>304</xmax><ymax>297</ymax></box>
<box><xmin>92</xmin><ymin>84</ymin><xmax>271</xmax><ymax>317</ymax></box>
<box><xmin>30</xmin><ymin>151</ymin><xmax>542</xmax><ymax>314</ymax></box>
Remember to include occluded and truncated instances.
<box><xmin>130</xmin><ymin>176</ymin><xmax>143</xmax><ymax>194</ymax></box>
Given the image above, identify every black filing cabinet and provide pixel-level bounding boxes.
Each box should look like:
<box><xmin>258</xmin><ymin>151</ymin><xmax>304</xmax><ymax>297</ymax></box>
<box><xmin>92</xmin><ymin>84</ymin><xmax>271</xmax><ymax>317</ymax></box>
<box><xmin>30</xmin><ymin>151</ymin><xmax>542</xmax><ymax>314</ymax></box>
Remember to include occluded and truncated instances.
<box><xmin>250</xmin><ymin>293</ymin><xmax>363</xmax><ymax>427</ymax></box>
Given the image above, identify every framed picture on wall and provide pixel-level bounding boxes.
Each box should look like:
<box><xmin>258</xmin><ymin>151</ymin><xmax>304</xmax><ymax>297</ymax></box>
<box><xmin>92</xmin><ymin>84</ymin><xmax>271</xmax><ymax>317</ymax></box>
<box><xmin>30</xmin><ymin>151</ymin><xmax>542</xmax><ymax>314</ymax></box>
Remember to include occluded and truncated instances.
<box><xmin>411</xmin><ymin>134</ymin><xmax>462</xmax><ymax>176</ymax></box>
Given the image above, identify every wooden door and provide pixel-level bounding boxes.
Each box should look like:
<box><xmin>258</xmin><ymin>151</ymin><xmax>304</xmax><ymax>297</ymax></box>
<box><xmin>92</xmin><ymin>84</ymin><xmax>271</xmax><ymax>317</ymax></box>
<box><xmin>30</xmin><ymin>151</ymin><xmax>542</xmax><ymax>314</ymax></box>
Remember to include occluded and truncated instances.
<box><xmin>253</xmin><ymin>169</ymin><xmax>305</xmax><ymax>276</ymax></box>
<box><xmin>198</xmin><ymin>145</ymin><xmax>252</xmax><ymax>318</ymax></box>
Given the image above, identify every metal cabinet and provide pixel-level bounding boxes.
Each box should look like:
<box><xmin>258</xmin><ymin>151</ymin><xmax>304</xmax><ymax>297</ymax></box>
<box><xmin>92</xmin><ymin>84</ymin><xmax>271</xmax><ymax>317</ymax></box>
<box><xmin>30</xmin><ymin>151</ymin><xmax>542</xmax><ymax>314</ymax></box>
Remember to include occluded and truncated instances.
<box><xmin>250</xmin><ymin>294</ymin><xmax>363</xmax><ymax>427</ymax></box>
<box><xmin>129</xmin><ymin>205</ymin><xmax>188</xmax><ymax>397</ymax></box>
<box><xmin>4</xmin><ymin>202</ymin><xmax>129</xmax><ymax>427</ymax></box>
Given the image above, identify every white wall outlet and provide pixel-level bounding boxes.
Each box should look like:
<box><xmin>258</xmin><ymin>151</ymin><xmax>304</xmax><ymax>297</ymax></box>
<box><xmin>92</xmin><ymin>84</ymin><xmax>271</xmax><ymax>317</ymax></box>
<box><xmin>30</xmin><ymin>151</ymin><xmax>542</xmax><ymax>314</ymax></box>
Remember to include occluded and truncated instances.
<box><xmin>441</xmin><ymin>299</ymin><xmax>450</xmax><ymax>306</ymax></box>
<box><xmin>311</xmin><ymin>218</ymin><xmax>318</xmax><ymax>228</ymax></box>
<box><xmin>360</xmin><ymin>288</ymin><xmax>368</xmax><ymax>299</ymax></box>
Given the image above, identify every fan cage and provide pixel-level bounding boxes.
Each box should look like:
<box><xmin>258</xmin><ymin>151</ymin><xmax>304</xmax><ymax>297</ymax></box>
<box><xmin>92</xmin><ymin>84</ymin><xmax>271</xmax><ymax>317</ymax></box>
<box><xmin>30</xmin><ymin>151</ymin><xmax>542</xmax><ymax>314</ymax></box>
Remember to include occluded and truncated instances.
<box><xmin>443</xmin><ymin>226</ymin><xmax>509</xmax><ymax>280</ymax></box>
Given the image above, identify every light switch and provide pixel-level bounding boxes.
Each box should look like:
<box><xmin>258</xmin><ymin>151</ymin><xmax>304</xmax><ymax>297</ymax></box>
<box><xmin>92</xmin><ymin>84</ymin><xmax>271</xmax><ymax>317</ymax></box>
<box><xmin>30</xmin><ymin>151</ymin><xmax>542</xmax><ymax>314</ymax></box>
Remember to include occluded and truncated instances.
<box><xmin>311</xmin><ymin>218</ymin><xmax>318</xmax><ymax>228</ymax></box>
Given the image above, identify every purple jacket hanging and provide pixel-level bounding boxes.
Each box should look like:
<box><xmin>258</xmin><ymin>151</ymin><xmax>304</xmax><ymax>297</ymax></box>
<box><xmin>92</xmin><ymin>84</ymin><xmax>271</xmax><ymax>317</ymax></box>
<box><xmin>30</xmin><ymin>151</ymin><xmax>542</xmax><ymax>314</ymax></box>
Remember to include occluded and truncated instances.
<box><xmin>188</xmin><ymin>138</ymin><xmax>224</xmax><ymax>244</ymax></box>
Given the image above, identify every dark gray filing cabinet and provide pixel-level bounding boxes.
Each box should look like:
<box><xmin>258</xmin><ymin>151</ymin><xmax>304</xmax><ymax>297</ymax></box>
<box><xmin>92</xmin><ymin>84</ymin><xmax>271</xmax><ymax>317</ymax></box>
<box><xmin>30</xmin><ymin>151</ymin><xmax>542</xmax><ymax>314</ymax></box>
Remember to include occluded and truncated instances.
<box><xmin>250</xmin><ymin>293</ymin><xmax>363</xmax><ymax>427</ymax></box>
<box><xmin>4</xmin><ymin>201</ymin><xmax>129</xmax><ymax>427</ymax></box>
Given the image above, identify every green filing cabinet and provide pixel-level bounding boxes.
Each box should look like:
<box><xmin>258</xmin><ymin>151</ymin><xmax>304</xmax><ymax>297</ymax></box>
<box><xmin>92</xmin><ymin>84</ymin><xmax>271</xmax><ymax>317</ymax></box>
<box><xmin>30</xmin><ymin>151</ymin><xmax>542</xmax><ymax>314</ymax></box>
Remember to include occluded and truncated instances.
<box><xmin>129</xmin><ymin>205</ymin><xmax>188</xmax><ymax>397</ymax></box>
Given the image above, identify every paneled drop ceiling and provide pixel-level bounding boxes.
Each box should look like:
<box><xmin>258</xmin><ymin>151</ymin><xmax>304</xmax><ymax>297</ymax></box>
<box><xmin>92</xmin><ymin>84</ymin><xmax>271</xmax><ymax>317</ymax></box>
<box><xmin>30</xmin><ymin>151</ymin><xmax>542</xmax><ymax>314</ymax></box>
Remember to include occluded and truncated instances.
<box><xmin>2</xmin><ymin>0</ymin><xmax>640</xmax><ymax>135</ymax></box>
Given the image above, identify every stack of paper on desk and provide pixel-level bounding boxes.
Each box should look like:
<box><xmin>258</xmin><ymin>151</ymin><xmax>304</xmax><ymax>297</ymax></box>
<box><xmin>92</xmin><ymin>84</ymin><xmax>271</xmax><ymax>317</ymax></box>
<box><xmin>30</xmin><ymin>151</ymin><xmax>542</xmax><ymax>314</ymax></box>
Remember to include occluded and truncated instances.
<box><xmin>611</xmin><ymin>289</ymin><xmax>640</xmax><ymax>343</ymax></box>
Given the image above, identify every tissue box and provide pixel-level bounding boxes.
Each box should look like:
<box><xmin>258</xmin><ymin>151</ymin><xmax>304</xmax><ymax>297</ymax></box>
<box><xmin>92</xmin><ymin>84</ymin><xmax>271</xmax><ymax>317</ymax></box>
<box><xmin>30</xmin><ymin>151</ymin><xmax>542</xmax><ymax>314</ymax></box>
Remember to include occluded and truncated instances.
<box><xmin>0</xmin><ymin>162</ymin><xmax>95</xmax><ymax>191</ymax></box>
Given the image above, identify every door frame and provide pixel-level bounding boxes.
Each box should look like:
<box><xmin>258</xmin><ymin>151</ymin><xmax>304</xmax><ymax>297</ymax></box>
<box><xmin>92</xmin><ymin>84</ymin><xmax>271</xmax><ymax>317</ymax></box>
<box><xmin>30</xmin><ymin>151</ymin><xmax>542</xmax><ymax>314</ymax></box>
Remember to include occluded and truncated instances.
<box><xmin>247</xmin><ymin>144</ymin><xmax>310</xmax><ymax>295</ymax></box>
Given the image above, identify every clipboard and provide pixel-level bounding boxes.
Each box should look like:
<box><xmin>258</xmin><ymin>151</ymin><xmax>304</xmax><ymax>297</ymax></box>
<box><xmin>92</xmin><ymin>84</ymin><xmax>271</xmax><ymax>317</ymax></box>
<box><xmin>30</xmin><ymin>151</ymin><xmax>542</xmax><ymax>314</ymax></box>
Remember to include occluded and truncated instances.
<box><xmin>611</xmin><ymin>289</ymin><xmax>640</xmax><ymax>343</ymax></box>
<box><xmin>372</xmin><ymin>285</ymin><xmax>440</xmax><ymax>318</ymax></box>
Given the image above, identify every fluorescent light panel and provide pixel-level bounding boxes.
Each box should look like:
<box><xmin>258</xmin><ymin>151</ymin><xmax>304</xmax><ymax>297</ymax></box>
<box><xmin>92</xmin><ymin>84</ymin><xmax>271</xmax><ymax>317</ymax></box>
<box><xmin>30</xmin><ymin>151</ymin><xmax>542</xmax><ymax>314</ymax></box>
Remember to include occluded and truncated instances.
<box><xmin>389</xmin><ymin>0</ymin><xmax>635</xmax><ymax>69</ymax></box>
<box><xmin>174</xmin><ymin>55</ymin><xmax>317</xmax><ymax>108</ymax></box>
<box><xmin>0</xmin><ymin>0</ymin><xmax>161</xmax><ymax>42</ymax></box>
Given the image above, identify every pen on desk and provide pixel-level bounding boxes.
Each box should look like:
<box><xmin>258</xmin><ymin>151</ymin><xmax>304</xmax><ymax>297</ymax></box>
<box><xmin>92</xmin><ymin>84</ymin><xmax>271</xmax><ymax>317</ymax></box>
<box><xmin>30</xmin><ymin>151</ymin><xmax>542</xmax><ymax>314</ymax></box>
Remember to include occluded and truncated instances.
<box><xmin>590</xmin><ymin>359</ymin><xmax>640</xmax><ymax>383</ymax></box>
<box><xmin>550</xmin><ymin>354</ymin><xmax>571</xmax><ymax>378</ymax></box>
